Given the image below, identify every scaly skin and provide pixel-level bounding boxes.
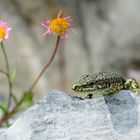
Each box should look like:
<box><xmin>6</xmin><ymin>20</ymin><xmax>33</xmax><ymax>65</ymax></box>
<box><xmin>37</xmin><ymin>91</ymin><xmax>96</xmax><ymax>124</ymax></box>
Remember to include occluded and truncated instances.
<box><xmin>72</xmin><ymin>72</ymin><xmax>139</xmax><ymax>99</ymax></box>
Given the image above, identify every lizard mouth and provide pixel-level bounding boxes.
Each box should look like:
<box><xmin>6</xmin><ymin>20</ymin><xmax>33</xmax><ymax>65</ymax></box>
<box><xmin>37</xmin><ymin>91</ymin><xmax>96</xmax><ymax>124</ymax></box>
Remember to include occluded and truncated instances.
<box><xmin>72</xmin><ymin>85</ymin><xmax>80</xmax><ymax>91</ymax></box>
<box><xmin>72</xmin><ymin>84</ymin><xmax>97</xmax><ymax>92</ymax></box>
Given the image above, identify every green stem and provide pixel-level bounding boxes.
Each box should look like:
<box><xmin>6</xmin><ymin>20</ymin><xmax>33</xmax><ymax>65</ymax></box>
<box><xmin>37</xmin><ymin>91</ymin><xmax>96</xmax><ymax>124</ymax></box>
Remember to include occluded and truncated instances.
<box><xmin>0</xmin><ymin>42</ymin><xmax>13</xmax><ymax>111</ymax></box>
<box><xmin>0</xmin><ymin>35</ymin><xmax>61</xmax><ymax>126</ymax></box>
<box><xmin>27</xmin><ymin>35</ymin><xmax>61</xmax><ymax>92</ymax></box>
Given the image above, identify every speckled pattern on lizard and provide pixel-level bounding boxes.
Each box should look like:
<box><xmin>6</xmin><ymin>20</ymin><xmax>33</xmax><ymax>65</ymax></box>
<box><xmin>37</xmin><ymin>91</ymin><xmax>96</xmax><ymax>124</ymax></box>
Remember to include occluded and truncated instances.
<box><xmin>72</xmin><ymin>72</ymin><xmax>139</xmax><ymax>99</ymax></box>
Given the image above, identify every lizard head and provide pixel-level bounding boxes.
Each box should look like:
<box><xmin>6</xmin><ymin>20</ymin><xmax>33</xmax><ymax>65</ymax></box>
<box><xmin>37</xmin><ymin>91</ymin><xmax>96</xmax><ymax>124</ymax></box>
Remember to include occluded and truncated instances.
<box><xmin>72</xmin><ymin>75</ymin><xmax>96</xmax><ymax>92</ymax></box>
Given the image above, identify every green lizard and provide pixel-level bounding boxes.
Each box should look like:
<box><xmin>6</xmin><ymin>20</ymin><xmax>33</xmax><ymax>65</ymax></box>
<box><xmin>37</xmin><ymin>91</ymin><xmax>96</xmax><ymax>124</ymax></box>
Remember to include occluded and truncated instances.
<box><xmin>72</xmin><ymin>72</ymin><xmax>139</xmax><ymax>99</ymax></box>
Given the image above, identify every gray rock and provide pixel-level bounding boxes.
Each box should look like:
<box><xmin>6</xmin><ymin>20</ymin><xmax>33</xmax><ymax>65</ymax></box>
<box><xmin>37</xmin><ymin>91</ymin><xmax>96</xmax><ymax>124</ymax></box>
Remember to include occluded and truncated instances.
<box><xmin>0</xmin><ymin>90</ymin><xmax>140</xmax><ymax>140</ymax></box>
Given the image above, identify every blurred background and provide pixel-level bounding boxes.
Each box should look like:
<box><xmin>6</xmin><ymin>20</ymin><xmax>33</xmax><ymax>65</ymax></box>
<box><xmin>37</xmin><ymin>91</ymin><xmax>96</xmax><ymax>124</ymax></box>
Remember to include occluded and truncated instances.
<box><xmin>0</xmin><ymin>0</ymin><xmax>140</xmax><ymax>101</ymax></box>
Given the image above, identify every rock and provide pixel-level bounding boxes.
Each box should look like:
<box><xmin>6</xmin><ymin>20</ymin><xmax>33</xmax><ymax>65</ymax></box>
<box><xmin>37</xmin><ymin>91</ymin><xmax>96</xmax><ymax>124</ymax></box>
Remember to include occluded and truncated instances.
<box><xmin>0</xmin><ymin>90</ymin><xmax>140</xmax><ymax>140</ymax></box>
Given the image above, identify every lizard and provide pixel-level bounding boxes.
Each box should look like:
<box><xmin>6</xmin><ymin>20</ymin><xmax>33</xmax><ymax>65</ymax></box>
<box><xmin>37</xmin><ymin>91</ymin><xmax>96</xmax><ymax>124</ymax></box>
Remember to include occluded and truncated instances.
<box><xmin>72</xmin><ymin>72</ymin><xmax>139</xmax><ymax>99</ymax></box>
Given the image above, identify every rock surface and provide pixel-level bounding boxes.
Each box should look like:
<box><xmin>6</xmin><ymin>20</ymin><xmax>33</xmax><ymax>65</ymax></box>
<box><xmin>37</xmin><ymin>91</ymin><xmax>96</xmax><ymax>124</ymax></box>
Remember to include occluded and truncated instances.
<box><xmin>0</xmin><ymin>90</ymin><xmax>140</xmax><ymax>140</ymax></box>
<box><xmin>1</xmin><ymin>0</ymin><xmax>140</xmax><ymax>97</ymax></box>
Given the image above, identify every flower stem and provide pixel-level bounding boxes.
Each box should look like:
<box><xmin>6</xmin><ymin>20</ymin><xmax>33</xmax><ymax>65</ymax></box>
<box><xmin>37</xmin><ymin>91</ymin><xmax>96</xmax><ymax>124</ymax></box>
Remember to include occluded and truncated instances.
<box><xmin>0</xmin><ymin>35</ymin><xmax>61</xmax><ymax>126</ymax></box>
<box><xmin>27</xmin><ymin>35</ymin><xmax>61</xmax><ymax>92</ymax></box>
<box><xmin>0</xmin><ymin>42</ymin><xmax>13</xmax><ymax>111</ymax></box>
<box><xmin>0</xmin><ymin>69</ymin><xmax>8</xmax><ymax>76</ymax></box>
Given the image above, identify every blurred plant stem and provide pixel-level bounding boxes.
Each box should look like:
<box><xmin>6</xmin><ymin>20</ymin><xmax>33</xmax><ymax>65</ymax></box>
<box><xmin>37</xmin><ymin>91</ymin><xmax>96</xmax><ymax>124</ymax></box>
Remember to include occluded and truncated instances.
<box><xmin>0</xmin><ymin>42</ymin><xmax>13</xmax><ymax>112</ymax></box>
<box><xmin>27</xmin><ymin>35</ymin><xmax>61</xmax><ymax>91</ymax></box>
<box><xmin>0</xmin><ymin>35</ymin><xmax>61</xmax><ymax>127</ymax></box>
<box><xmin>0</xmin><ymin>69</ymin><xmax>8</xmax><ymax>76</ymax></box>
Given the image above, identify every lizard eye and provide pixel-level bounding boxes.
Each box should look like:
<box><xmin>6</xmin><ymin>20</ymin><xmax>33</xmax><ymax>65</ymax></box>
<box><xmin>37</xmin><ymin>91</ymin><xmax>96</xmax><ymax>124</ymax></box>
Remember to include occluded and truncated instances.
<box><xmin>89</xmin><ymin>82</ymin><xmax>94</xmax><ymax>86</ymax></box>
<box><xmin>82</xmin><ymin>85</ymin><xmax>87</xmax><ymax>88</ymax></box>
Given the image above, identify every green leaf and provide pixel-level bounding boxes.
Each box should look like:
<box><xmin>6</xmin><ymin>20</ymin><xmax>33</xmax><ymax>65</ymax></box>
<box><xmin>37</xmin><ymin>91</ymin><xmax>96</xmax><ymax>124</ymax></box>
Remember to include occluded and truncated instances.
<box><xmin>0</xmin><ymin>102</ymin><xmax>8</xmax><ymax>115</ymax></box>
<box><xmin>10</xmin><ymin>68</ymin><xmax>17</xmax><ymax>83</ymax></box>
<box><xmin>12</xmin><ymin>94</ymin><xmax>18</xmax><ymax>104</ymax></box>
<box><xmin>22</xmin><ymin>91</ymin><xmax>34</xmax><ymax>108</ymax></box>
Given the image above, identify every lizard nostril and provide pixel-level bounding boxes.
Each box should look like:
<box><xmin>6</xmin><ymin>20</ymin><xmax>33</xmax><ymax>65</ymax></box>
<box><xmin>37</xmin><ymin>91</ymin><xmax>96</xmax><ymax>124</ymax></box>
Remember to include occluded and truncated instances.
<box><xmin>72</xmin><ymin>85</ymin><xmax>79</xmax><ymax>91</ymax></box>
<box><xmin>72</xmin><ymin>85</ymin><xmax>76</xmax><ymax>90</ymax></box>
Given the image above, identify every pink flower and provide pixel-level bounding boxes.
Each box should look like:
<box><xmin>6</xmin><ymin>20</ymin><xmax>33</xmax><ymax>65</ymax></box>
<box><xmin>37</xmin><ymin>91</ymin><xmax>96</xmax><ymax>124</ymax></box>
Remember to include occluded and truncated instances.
<box><xmin>41</xmin><ymin>10</ymin><xmax>76</xmax><ymax>38</ymax></box>
<box><xmin>0</xmin><ymin>21</ymin><xmax>11</xmax><ymax>42</ymax></box>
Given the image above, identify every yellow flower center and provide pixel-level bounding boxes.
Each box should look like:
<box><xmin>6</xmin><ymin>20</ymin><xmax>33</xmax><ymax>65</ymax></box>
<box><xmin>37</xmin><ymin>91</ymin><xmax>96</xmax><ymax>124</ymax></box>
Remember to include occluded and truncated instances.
<box><xmin>0</xmin><ymin>27</ymin><xmax>6</xmax><ymax>39</ymax></box>
<box><xmin>50</xmin><ymin>18</ymin><xmax>70</xmax><ymax>36</ymax></box>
